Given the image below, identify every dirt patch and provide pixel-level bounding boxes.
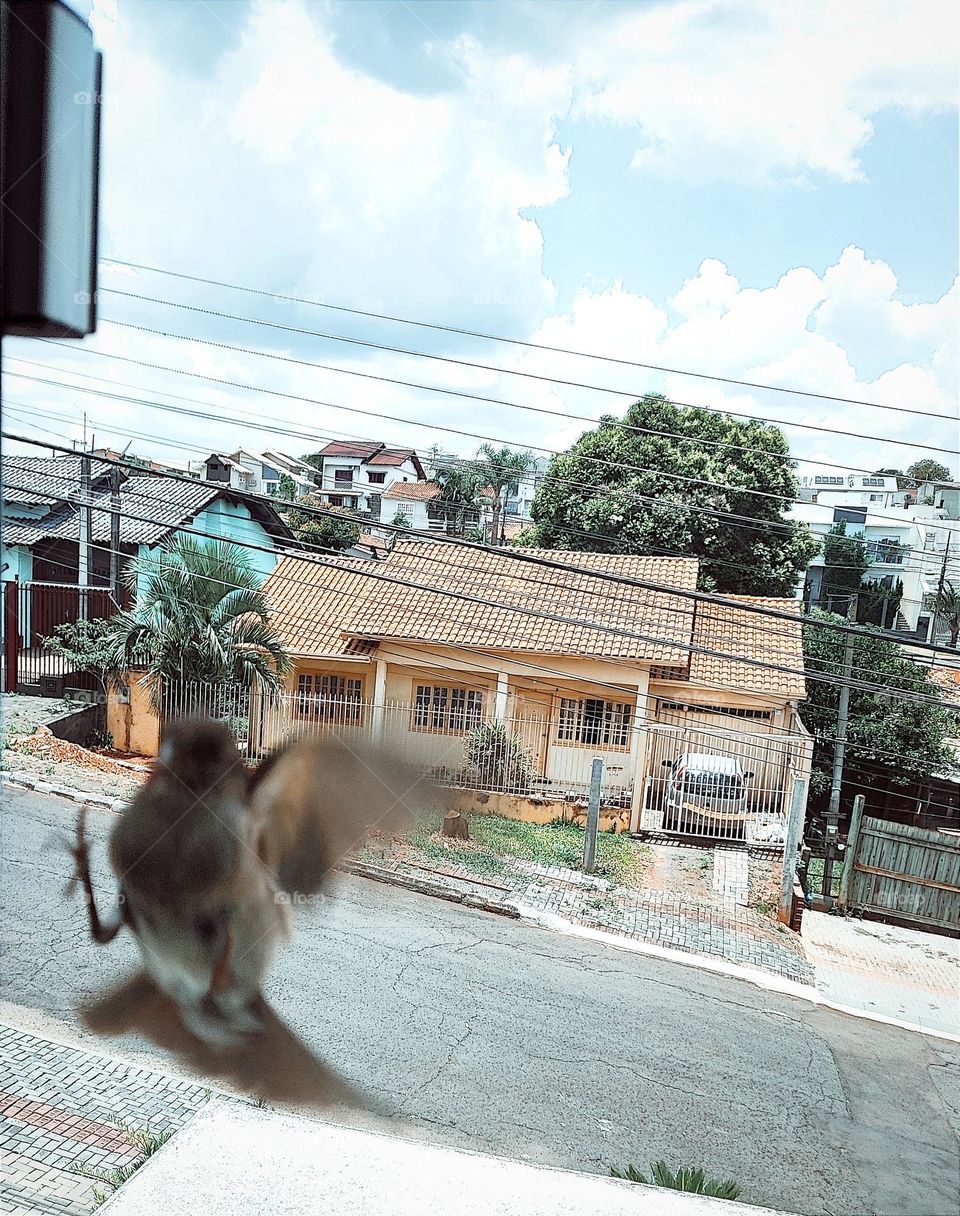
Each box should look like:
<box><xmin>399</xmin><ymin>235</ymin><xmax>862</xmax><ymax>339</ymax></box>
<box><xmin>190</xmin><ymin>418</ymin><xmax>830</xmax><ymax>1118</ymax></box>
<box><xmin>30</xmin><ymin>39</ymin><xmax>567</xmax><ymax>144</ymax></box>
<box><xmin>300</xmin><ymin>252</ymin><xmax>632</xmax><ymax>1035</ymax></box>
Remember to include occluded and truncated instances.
<box><xmin>643</xmin><ymin>843</ymin><xmax>714</xmax><ymax>899</ymax></box>
<box><xmin>747</xmin><ymin>854</ymin><xmax>783</xmax><ymax>920</ymax></box>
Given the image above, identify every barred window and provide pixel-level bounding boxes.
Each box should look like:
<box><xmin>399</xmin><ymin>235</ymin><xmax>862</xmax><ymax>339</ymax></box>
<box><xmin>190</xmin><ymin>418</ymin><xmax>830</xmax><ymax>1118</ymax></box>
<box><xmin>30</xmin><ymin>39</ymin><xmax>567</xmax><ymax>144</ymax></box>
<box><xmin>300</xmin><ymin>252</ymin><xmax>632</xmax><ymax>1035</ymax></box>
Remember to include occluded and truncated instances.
<box><xmin>412</xmin><ymin>684</ymin><xmax>485</xmax><ymax>734</ymax></box>
<box><xmin>296</xmin><ymin>674</ymin><xmax>363</xmax><ymax>722</ymax></box>
<box><xmin>556</xmin><ymin>697</ymin><xmax>631</xmax><ymax>748</ymax></box>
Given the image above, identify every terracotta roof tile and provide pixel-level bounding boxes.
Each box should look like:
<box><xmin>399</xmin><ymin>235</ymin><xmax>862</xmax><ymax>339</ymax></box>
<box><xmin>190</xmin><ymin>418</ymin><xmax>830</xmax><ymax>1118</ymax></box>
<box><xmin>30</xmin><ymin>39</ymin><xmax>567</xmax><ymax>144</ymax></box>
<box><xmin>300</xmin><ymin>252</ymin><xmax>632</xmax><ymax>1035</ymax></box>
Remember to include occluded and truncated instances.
<box><xmin>382</xmin><ymin>482</ymin><xmax>440</xmax><ymax>502</ymax></box>
<box><xmin>346</xmin><ymin>541</ymin><xmax>697</xmax><ymax>662</ymax></box>
<box><xmin>263</xmin><ymin>556</ymin><xmax>381</xmax><ymax>657</ymax></box>
<box><xmin>690</xmin><ymin>595</ymin><xmax>805</xmax><ymax>699</ymax></box>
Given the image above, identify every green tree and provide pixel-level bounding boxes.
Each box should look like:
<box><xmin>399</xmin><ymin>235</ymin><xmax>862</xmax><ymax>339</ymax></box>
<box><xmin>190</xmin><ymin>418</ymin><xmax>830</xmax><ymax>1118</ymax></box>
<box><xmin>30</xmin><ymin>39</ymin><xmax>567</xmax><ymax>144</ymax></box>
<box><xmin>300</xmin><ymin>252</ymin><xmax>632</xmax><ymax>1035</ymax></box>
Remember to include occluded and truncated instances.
<box><xmin>273</xmin><ymin>472</ymin><xmax>298</xmax><ymax>501</ymax></box>
<box><xmin>106</xmin><ymin>536</ymin><xmax>292</xmax><ymax>705</ymax></box>
<box><xmin>521</xmin><ymin>394</ymin><xmax>818</xmax><ymax>594</ymax></box>
<box><xmin>432</xmin><ymin>465</ymin><xmax>485</xmax><ymax>537</ymax></box>
<box><xmin>935</xmin><ymin>580</ymin><xmax>960</xmax><ymax>648</ymax></box>
<box><xmin>905</xmin><ymin>458</ymin><xmax>953</xmax><ymax>487</ymax></box>
<box><xmin>44</xmin><ymin>618</ymin><xmax>118</xmax><ymax>701</ymax></box>
<box><xmin>802</xmin><ymin>610</ymin><xmax>958</xmax><ymax>800</ymax></box>
<box><xmin>286</xmin><ymin>501</ymin><xmax>361</xmax><ymax>551</ymax></box>
<box><xmin>858</xmin><ymin>577</ymin><xmax>903</xmax><ymax>629</ymax></box>
<box><xmin>820</xmin><ymin>521</ymin><xmax>869</xmax><ymax>613</ymax></box>
<box><xmin>475</xmin><ymin>443</ymin><xmax>534</xmax><ymax>545</ymax></box>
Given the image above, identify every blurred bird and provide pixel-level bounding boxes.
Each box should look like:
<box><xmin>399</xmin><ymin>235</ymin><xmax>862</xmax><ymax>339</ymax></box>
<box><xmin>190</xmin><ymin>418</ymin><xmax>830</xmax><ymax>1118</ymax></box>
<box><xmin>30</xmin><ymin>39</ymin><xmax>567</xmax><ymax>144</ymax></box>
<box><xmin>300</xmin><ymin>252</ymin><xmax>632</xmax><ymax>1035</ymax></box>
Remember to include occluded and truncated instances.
<box><xmin>70</xmin><ymin>717</ymin><xmax>431</xmax><ymax>1105</ymax></box>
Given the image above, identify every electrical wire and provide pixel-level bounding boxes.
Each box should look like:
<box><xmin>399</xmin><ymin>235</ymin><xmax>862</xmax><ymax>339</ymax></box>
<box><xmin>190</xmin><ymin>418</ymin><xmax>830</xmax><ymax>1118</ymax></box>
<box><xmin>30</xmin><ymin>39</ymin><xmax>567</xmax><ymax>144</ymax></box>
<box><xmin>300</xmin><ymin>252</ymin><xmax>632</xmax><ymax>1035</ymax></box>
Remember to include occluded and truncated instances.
<box><xmin>97</xmin><ymin>317</ymin><xmax>960</xmax><ymax>459</ymax></box>
<box><xmin>8</xmin><ymin>356</ymin><xmax>960</xmax><ymax>551</ymax></box>
<box><xmin>8</xmin><ymin>475</ymin><xmax>959</xmax><ymax>796</ymax></box>
<box><xmin>99</xmin><ymin>258</ymin><xmax>960</xmax><ymax>423</ymax></box>
<box><xmin>4</xmin><ymin>446</ymin><xmax>956</xmax><ymax>700</ymax></box>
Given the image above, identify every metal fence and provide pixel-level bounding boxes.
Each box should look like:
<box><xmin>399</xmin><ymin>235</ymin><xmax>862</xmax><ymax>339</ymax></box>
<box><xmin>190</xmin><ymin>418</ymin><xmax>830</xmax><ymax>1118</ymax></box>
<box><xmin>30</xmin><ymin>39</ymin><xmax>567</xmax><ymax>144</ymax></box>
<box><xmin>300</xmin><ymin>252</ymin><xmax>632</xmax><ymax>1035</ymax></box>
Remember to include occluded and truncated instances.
<box><xmin>2</xmin><ymin>581</ymin><xmax>120</xmax><ymax>693</ymax></box>
<box><xmin>159</xmin><ymin>682</ymin><xmax>634</xmax><ymax>804</ymax></box>
<box><xmin>638</xmin><ymin>718</ymin><xmax>812</xmax><ymax>843</ymax></box>
<box><xmin>157</xmin><ymin>682</ymin><xmax>808</xmax><ymax>840</ymax></box>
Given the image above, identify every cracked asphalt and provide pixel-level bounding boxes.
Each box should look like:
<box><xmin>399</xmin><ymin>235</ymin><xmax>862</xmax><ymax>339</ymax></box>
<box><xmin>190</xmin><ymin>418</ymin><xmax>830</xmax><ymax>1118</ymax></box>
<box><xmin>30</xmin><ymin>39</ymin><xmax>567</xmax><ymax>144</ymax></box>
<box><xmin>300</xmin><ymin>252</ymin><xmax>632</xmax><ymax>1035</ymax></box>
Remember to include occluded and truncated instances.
<box><xmin>3</xmin><ymin>786</ymin><xmax>959</xmax><ymax>1216</ymax></box>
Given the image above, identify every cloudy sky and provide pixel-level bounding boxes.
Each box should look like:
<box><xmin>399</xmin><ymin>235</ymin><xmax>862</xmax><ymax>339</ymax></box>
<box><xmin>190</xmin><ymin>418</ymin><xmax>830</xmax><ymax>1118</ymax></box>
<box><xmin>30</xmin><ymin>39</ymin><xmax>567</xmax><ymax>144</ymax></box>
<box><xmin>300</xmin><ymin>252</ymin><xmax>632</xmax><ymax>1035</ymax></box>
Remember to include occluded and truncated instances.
<box><xmin>5</xmin><ymin>0</ymin><xmax>958</xmax><ymax>481</ymax></box>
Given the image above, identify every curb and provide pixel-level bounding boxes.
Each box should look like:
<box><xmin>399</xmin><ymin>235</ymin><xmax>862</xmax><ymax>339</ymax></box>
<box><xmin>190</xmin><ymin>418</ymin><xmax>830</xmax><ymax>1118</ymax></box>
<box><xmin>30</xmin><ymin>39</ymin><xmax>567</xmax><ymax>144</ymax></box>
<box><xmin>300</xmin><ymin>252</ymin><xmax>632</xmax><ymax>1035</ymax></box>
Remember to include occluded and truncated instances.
<box><xmin>1</xmin><ymin>772</ymin><xmax>127</xmax><ymax>813</ymax></box>
<box><xmin>339</xmin><ymin>860</ymin><xmax>521</xmax><ymax>919</ymax></box>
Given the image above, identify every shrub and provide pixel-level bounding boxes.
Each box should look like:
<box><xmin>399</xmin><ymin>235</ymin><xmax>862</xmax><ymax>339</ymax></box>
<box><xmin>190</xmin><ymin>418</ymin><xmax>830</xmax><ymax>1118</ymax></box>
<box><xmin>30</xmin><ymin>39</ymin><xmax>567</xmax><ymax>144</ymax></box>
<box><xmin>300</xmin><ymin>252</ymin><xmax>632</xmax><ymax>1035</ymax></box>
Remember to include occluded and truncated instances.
<box><xmin>610</xmin><ymin>1161</ymin><xmax>741</xmax><ymax>1200</ymax></box>
<box><xmin>463</xmin><ymin>721</ymin><xmax>536</xmax><ymax>793</ymax></box>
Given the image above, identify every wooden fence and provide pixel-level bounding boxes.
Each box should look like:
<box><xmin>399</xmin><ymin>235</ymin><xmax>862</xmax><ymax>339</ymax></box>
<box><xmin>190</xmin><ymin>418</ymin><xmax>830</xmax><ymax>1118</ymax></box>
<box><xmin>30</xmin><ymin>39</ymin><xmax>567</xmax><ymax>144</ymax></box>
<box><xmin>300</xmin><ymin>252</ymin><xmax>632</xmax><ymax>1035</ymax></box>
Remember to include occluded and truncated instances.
<box><xmin>846</xmin><ymin>817</ymin><xmax>960</xmax><ymax>932</ymax></box>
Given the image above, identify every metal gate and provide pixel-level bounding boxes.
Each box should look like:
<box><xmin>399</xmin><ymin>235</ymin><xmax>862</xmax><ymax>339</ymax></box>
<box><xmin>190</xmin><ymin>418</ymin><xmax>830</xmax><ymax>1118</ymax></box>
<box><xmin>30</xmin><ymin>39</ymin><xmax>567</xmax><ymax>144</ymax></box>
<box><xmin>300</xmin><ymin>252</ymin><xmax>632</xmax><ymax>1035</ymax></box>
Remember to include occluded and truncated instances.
<box><xmin>639</xmin><ymin>721</ymin><xmax>802</xmax><ymax>844</ymax></box>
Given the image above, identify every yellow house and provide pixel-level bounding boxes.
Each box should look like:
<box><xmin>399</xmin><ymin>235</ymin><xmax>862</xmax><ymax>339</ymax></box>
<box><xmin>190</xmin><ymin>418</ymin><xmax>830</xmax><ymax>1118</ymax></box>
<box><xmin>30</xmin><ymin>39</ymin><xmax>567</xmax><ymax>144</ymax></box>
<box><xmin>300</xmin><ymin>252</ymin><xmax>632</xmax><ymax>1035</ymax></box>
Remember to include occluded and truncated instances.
<box><xmin>253</xmin><ymin>541</ymin><xmax>810</xmax><ymax>838</ymax></box>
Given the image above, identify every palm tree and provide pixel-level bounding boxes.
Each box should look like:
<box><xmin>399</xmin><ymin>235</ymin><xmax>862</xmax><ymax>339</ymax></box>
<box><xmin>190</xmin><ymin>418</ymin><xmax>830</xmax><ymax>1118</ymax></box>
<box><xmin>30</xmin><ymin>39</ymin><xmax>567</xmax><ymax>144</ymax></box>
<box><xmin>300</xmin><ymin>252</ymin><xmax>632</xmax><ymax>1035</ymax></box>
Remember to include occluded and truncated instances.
<box><xmin>936</xmin><ymin>580</ymin><xmax>960</xmax><ymax>648</ymax></box>
<box><xmin>107</xmin><ymin>536</ymin><xmax>292</xmax><ymax>706</ymax></box>
<box><xmin>476</xmin><ymin>443</ymin><xmax>533</xmax><ymax>545</ymax></box>
<box><xmin>432</xmin><ymin>465</ymin><xmax>485</xmax><ymax>536</ymax></box>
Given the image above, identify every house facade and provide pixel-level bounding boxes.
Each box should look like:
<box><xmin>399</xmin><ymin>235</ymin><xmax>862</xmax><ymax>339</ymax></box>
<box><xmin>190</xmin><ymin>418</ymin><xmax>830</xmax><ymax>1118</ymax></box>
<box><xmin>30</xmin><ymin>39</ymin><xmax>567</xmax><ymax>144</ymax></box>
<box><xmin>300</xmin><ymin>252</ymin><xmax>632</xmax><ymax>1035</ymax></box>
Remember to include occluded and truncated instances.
<box><xmin>250</xmin><ymin>541</ymin><xmax>810</xmax><ymax>839</ymax></box>
<box><xmin>193</xmin><ymin>449</ymin><xmax>319</xmax><ymax>499</ymax></box>
<box><xmin>791</xmin><ymin>495</ymin><xmax>958</xmax><ymax>636</ymax></box>
<box><xmin>1</xmin><ymin>454</ymin><xmax>291</xmax><ymax>692</ymax></box>
<box><xmin>306</xmin><ymin>441</ymin><xmax>426</xmax><ymax>514</ymax></box>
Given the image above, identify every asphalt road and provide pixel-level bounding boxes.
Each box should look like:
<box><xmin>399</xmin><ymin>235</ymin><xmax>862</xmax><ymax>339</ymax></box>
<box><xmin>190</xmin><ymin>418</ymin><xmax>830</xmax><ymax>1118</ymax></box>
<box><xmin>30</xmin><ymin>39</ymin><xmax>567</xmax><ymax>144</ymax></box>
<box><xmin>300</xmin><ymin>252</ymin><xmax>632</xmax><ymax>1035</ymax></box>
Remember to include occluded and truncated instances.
<box><xmin>2</xmin><ymin>786</ymin><xmax>958</xmax><ymax>1216</ymax></box>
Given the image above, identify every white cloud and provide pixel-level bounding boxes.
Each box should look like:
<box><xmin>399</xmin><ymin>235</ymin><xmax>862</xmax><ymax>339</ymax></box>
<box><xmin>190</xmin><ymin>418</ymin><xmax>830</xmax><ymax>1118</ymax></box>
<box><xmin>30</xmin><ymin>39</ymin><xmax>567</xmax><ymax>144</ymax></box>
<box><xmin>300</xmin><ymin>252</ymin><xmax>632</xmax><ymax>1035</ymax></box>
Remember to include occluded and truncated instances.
<box><xmin>577</xmin><ymin>0</ymin><xmax>958</xmax><ymax>182</ymax></box>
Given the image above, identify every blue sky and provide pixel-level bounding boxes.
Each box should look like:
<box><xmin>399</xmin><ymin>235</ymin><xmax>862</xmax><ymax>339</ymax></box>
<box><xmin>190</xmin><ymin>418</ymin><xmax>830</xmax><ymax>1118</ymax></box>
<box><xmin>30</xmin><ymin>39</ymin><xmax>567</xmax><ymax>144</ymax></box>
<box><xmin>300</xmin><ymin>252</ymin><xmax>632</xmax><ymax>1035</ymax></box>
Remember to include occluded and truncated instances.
<box><xmin>8</xmin><ymin>0</ymin><xmax>958</xmax><ymax>478</ymax></box>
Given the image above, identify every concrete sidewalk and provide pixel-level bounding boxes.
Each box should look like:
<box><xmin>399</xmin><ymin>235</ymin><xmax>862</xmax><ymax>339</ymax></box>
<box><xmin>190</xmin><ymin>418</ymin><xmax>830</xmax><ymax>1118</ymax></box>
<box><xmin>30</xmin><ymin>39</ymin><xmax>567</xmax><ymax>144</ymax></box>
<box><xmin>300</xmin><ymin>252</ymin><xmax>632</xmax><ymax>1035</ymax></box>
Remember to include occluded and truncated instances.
<box><xmin>802</xmin><ymin>911</ymin><xmax>960</xmax><ymax>1038</ymax></box>
<box><xmin>98</xmin><ymin>1100</ymin><xmax>787</xmax><ymax>1216</ymax></box>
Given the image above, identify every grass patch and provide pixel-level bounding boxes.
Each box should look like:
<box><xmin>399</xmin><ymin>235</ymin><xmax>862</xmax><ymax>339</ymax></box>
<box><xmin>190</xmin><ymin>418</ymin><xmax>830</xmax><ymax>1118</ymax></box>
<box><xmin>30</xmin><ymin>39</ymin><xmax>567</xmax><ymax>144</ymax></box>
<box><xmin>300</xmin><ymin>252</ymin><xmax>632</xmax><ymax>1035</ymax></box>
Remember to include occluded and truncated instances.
<box><xmin>408</xmin><ymin>809</ymin><xmax>650</xmax><ymax>887</ymax></box>
<box><xmin>73</xmin><ymin>1128</ymin><xmax>172</xmax><ymax>1207</ymax></box>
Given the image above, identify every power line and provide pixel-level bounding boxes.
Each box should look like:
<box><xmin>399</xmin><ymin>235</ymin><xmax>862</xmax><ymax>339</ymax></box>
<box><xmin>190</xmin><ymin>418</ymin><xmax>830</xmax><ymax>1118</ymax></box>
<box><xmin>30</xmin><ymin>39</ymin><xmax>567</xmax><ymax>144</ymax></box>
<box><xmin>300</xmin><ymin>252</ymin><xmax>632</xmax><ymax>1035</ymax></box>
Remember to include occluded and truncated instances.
<box><xmin>4</xmin><ymin>428</ymin><xmax>953</xmax><ymax>658</ymax></box>
<box><xmin>8</xmin><ymin>397</ymin><xmax>930</xmax><ymax>590</ymax></box>
<box><xmin>5</xmin><ymin>437</ymin><xmax>957</xmax><ymax>687</ymax></box>
<box><xmin>97</xmin><ymin>317</ymin><xmax>960</xmax><ymax>459</ymax></box>
<box><xmin>24</xmin><ymin>528</ymin><xmax>960</xmax><ymax>801</ymax></box>
<box><xmin>99</xmin><ymin>258</ymin><xmax>959</xmax><ymax>423</ymax></box>
<box><xmin>3</xmin><ymin>466</ymin><xmax>950</xmax><ymax>732</ymax></box>
<box><xmin>8</xmin><ymin>359</ymin><xmax>958</xmax><ymax>563</ymax></box>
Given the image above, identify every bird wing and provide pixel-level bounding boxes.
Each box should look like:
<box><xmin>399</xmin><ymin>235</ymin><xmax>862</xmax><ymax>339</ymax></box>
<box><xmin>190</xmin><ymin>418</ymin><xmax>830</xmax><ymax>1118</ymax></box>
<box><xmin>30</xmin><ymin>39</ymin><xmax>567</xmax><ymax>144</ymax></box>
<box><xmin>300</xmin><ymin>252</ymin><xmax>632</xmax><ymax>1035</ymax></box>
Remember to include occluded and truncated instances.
<box><xmin>246</xmin><ymin>737</ymin><xmax>437</xmax><ymax>896</ymax></box>
<box><xmin>81</xmin><ymin>971</ymin><xmax>373</xmax><ymax>1108</ymax></box>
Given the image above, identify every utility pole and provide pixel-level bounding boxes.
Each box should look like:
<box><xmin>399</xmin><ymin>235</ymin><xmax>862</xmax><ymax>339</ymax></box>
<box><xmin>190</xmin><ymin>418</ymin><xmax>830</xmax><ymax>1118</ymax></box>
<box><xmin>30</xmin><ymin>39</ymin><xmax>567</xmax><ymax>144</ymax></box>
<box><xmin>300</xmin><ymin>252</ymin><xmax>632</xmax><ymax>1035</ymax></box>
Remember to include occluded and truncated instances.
<box><xmin>108</xmin><ymin>466</ymin><xmax>121</xmax><ymax>603</ymax></box>
<box><xmin>582</xmin><ymin>757</ymin><xmax>603</xmax><ymax>875</ymax></box>
<box><xmin>823</xmin><ymin>592</ymin><xmax>857</xmax><ymax>899</ymax></box>
<box><xmin>78</xmin><ymin>453</ymin><xmax>92</xmax><ymax>622</ymax></box>
<box><xmin>927</xmin><ymin>535</ymin><xmax>951</xmax><ymax>645</ymax></box>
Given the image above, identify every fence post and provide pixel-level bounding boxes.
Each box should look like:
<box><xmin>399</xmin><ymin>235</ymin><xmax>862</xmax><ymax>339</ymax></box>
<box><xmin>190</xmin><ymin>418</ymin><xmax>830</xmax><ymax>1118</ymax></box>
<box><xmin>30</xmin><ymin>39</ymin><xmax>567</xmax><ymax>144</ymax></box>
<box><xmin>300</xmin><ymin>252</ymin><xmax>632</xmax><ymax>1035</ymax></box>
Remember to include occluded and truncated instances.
<box><xmin>3</xmin><ymin>581</ymin><xmax>19</xmax><ymax>693</ymax></box>
<box><xmin>582</xmin><ymin>757</ymin><xmax>603</xmax><ymax>875</ymax></box>
<box><xmin>779</xmin><ymin>774</ymin><xmax>808</xmax><ymax>925</ymax></box>
<box><xmin>836</xmin><ymin>794</ymin><xmax>866</xmax><ymax>911</ymax></box>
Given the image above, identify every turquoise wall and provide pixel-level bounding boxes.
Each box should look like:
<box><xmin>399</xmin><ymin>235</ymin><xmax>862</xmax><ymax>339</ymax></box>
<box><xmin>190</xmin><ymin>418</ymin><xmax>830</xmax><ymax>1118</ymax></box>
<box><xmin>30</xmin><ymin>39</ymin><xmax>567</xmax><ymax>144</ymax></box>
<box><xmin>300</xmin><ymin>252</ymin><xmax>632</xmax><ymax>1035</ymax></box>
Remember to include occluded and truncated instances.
<box><xmin>134</xmin><ymin>499</ymin><xmax>280</xmax><ymax>596</ymax></box>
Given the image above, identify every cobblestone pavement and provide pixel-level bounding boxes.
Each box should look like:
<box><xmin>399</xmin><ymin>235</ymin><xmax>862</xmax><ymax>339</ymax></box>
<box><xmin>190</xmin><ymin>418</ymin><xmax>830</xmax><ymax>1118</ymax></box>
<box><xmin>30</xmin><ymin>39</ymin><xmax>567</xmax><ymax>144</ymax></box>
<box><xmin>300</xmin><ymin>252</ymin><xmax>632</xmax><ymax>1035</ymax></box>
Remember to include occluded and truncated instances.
<box><xmin>802</xmin><ymin>911</ymin><xmax>960</xmax><ymax>1036</ymax></box>
<box><xmin>0</xmin><ymin>1024</ymin><xmax>210</xmax><ymax>1215</ymax></box>
<box><xmin>362</xmin><ymin>845</ymin><xmax>814</xmax><ymax>986</ymax></box>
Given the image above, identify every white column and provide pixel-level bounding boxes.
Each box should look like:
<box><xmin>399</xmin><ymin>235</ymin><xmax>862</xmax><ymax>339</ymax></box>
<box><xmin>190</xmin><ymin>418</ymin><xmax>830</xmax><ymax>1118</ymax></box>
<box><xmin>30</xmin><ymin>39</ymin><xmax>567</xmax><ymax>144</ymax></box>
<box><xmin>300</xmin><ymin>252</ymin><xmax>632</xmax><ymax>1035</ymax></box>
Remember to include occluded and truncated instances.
<box><xmin>628</xmin><ymin>680</ymin><xmax>648</xmax><ymax>833</ymax></box>
<box><xmin>494</xmin><ymin>672</ymin><xmax>509</xmax><ymax>721</ymax></box>
<box><xmin>372</xmin><ymin>659</ymin><xmax>387</xmax><ymax>745</ymax></box>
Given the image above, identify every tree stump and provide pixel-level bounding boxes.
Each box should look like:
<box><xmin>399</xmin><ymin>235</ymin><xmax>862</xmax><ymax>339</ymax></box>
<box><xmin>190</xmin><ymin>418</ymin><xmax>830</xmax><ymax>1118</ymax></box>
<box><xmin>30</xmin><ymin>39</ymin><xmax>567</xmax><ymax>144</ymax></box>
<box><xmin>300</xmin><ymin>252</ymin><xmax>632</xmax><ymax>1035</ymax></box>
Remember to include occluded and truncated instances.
<box><xmin>442</xmin><ymin>810</ymin><xmax>470</xmax><ymax>840</ymax></box>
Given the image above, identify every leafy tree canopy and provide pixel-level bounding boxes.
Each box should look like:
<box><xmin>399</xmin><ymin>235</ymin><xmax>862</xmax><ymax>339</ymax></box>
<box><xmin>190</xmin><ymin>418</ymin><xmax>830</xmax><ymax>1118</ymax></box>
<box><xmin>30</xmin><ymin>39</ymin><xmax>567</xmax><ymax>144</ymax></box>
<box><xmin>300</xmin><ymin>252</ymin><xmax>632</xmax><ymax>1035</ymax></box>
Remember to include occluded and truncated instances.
<box><xmin>905</xmin><ymin>458</ymin><xmax>953</xmax><ymax>486</ymax></box>
<box><xmin>106</xmin><ymin>536</ymin><xmax>292</xmax><ymax>703</ymax></box>
<box><xmin>521</xmin><ymin>394</ymin><xmax>817</xmax><ymax>594</ymax></box>
<box><xmin>286</xmin><ymin>501</ymin><xmax>361</xmax><ymax>551</ymax></box>
<box><xmin>274</xmin><ymin>473</ymin><xmax>298</xmax><ymax>501</ymax></box>
<box><xmin>802</xmin><ymin>609</ymin><xmax>958</xmax><ymax>798</ymax></box>
<box><xmin>820</xmin><ymin>521</ymin><xmax>868</xmax><ymax>612</ymax></box>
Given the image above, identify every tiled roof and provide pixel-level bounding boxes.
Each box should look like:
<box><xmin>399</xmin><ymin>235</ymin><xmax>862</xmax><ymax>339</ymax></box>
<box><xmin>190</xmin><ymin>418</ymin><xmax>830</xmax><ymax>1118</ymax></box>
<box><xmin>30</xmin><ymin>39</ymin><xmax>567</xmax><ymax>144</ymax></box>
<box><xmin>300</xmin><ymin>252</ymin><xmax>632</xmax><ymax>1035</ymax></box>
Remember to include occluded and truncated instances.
<box><xmin>382</xmin><ymin>481</ymin><xmax>440</xmax><ymax>502</ymax></box>
<box><xmin>262</xmin><ymin>548</ymin><xmax>700</xmax><ymax>662</ymax></box>
<box><xmin>263</xmin><ymin>556</ymin><xmax>383</xmax><ymax>656</ymax></box>
<box><xmin>367</xmin><ymin>448</ymin><xmax>417</xmax><ymax>467</ymax></box>
<box><xmin>342</xmin><ymin>543</ymin><xmax>698</xmax><ymax>661</ymax></box>
<box><xmin>2</xmin><ymin>455</ymin><xmax>113</xmax><ymax>505</ymax></box>
<box><xmin>689</xmin><ymin>595</ymin><xmax>805</xmax><ymax>699</ymax></box>
<box><xmin>315</xmin><ymin>441</ymin><xmax>383</xmax><ymax>459</ymax></box>
<box><xmin>1</xmin><ymin>476</ymin><xmax>221</xmax><ymax>547</ymax></box>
